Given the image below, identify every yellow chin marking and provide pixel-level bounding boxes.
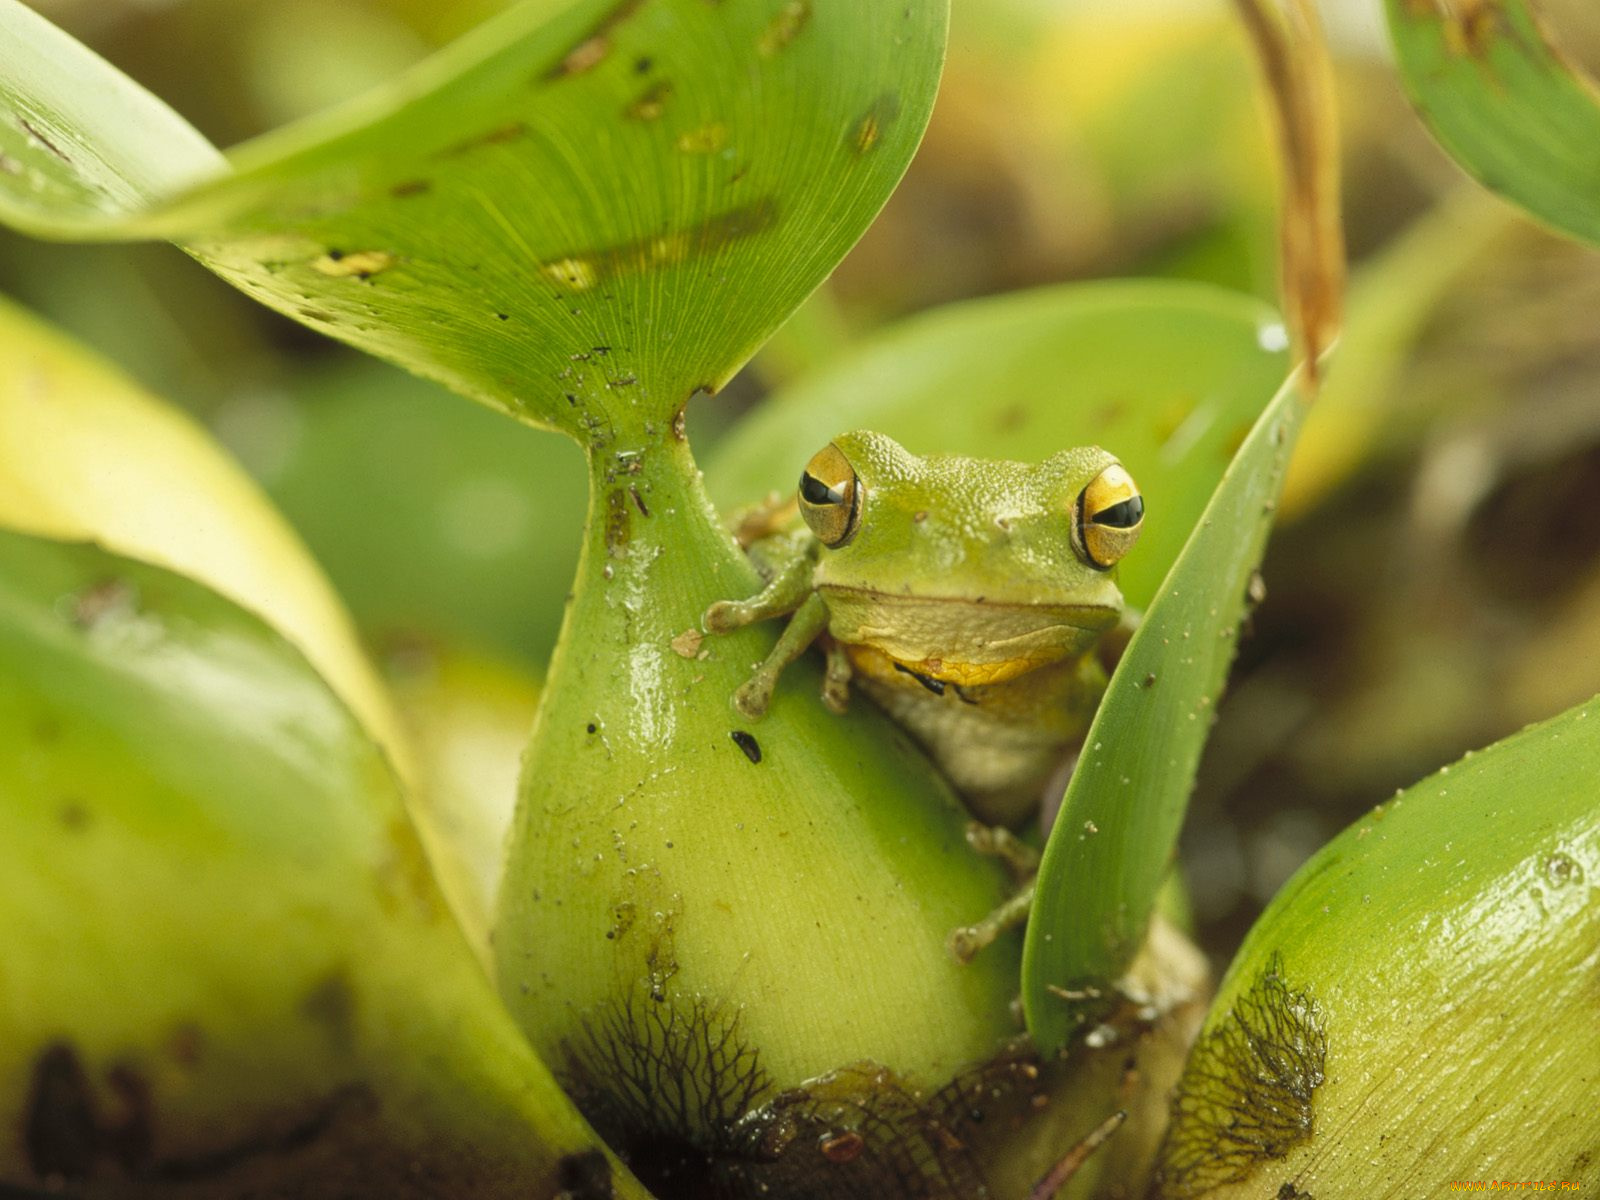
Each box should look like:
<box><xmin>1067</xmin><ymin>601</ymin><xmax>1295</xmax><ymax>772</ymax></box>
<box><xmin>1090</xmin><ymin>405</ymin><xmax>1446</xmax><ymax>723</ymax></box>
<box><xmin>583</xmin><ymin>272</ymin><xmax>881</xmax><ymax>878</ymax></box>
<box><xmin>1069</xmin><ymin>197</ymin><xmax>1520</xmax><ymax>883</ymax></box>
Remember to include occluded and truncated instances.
<box><xmin>846</xmin><ymin>644</ymin><xmax>1048</xmax><ymax>689</ymax></box>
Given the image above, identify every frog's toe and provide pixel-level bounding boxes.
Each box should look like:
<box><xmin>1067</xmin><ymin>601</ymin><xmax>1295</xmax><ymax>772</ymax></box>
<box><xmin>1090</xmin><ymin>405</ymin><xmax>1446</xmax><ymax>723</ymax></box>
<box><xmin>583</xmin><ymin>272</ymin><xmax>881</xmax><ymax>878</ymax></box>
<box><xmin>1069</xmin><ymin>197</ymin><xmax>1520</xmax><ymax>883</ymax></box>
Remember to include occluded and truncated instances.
<box><xmin>821</xmin><ymin>677</ymin><xmax>850</xmax><ymax>715</ymax></box>
<box><xmin>733</xmin><ymin>675</ymin><xmax>774</xmax><ymax>719</ymax></box>
<box><xmin>703</xmin><ymin>600</ymin><xmax>742</xmax><ymax>633</ymax></box>
<box><xmin>946</xmin><ymin>924</ymin><xmax>985</xmax><ymax>964</ymax></box>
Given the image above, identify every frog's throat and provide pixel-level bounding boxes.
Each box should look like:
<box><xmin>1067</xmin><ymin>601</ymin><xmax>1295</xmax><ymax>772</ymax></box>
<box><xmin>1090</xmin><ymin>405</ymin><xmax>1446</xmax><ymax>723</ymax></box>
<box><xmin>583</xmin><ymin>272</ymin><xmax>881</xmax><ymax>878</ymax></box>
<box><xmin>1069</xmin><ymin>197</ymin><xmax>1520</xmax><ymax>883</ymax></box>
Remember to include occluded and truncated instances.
<box><xmin>821</xmin><ymin>589</ymin><xmax>1118</xmax><ymax>688</ymax></box>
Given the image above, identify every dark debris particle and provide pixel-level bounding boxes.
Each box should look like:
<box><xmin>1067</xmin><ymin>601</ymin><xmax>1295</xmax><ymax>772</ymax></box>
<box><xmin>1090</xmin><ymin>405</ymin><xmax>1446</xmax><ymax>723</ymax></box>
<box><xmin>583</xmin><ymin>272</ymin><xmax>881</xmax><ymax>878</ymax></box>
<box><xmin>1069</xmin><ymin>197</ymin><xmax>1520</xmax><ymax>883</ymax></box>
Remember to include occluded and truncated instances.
<box><xmin>731</xmin><ymin>731</ymin><xmax>762</xmax><ymax>764</ymax></box>
<box><xmin>557</xmin><ymin>1148</ymin><xmax>614</xmax><ymax>1199</ymax></box>
<box><xmin>587</xmin><ymin>722</ymin><xmax>598</xmax><ymax>734</ymax></box>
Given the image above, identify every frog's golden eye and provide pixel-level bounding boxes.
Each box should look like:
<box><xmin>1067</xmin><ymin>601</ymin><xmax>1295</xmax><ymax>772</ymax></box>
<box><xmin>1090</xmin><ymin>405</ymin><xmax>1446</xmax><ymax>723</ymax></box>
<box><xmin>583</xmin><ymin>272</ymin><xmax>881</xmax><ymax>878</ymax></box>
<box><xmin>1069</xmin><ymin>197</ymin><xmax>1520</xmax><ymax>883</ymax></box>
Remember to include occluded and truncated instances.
<box><xmin>1075</xmin><ymin>462</ymin><xmax>1144</xmax><ymax>569</ymax></box>
<box><xmin>797</xmin><ymin>443</ymin><xmax>861</xmax><ymax>548</ymax></box>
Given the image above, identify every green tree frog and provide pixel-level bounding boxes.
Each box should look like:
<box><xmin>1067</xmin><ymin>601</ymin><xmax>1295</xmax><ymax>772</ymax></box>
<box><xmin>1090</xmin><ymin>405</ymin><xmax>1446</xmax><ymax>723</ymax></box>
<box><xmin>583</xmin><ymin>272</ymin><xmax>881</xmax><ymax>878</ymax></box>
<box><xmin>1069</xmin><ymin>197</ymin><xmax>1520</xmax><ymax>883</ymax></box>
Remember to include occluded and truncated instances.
<box><xmin>704</xmin><ymin>431</ymin><xmax>1144</xmax><ymax>957</ymax></box>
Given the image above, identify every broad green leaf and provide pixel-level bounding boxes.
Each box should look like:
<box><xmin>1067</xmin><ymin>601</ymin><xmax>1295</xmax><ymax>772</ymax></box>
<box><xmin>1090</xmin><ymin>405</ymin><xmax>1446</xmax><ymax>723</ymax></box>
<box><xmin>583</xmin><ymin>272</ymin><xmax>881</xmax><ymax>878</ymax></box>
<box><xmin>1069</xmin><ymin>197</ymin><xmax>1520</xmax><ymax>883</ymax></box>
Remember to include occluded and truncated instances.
<box><xmin>1155</xmin><ymin>694</ymin><xmax>1600</xmax><ymax>1195</ymax></box>
<box><xmin>0</xmin><ymin>0</ymin><xmax>947</xmax><ymax>435</ymax></box>
<box><xmin>1023</xmin><ymin>370</ymin><xmax>1310</xmax><ymax>1052</ymax></box>
<box><xmin>704</xmin><ymin>280</ymin><xmax>1292</xmax><ymax>612</ymax></box>
<box><xmin>1386</xmin><ymin>0</ymin><xmax>1600</xmax><ymax>247</ymax></box>
<box><xmin>0</xmin><ymin>293</ymin><xmax>410</xmax><ymax>780</ymax></box>
<box><xmin>0</xmin><ymin>528</ymin><xmax>649</xmax><ymax>1198</ymax></box>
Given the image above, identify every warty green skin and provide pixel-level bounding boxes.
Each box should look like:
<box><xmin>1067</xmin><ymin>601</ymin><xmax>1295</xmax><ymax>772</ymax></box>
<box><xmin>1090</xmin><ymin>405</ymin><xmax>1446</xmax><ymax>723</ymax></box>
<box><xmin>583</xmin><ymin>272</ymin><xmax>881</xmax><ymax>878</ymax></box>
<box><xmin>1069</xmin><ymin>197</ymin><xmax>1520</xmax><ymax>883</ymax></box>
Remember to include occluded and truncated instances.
<box><xmin>0</xmin><ymin>530</ymin><xmax>647</xmax><ymax>1199</ymax></box>
<box><xmin>716</xmin><ymin>431</ymin><xmax>1128</xmax><ymax>828</ymax></box>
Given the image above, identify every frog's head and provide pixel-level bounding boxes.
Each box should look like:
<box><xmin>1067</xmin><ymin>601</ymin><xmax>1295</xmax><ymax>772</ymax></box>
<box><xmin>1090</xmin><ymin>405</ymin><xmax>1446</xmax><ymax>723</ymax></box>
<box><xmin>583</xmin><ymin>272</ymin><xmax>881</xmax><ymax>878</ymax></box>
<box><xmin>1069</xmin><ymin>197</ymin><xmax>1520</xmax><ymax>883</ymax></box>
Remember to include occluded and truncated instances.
<box><xmin>797</xmin><ymin>430</ymin><xmax>1144</xmax><ymax>686</ymax></box>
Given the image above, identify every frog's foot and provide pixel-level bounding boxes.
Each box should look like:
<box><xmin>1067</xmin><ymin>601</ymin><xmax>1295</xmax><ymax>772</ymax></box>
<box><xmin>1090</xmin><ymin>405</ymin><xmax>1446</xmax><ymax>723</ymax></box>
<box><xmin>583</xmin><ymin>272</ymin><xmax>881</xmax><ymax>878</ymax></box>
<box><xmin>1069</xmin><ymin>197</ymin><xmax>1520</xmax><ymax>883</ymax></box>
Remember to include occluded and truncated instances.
<box><xmin>947</xmin><ymin>882</ymin><xmax>1035</xmax><ymax>964</ymax></box>
<box><xmin>822</xmin><ymin>640</ymin><xmax>853</xmax><ymax>714</ymax></box>
<box><xmin>965</xmin><ymin>821</ymin><xmax>1041</xmax><ymax>878</ymax></box>
<box><xmin>733</xmin><ymin>671</ymin><xmax>777</xmax><ymax>719</ymax></box>
<box><xmin>704</xmin><ymin>598</ymin><xmax>755</xmax><ymax>634</ymax></box>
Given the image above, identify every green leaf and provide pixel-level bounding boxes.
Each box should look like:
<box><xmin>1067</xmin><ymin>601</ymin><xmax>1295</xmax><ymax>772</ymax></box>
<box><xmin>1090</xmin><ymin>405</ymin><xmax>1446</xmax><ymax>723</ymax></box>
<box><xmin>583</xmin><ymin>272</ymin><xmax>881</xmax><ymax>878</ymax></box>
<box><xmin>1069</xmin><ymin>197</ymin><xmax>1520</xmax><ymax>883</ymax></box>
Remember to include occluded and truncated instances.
<box><xmin>704</xmin><ymin>280</ymin><xmax>1292</xmax><ymax>612</ymax></box>
<box><xmin>1023</xmin><ymin>370</ymin><xmax>1309</xmax><ymax>1053</ymax></box>
<box><xmin>1385</xmin><ymin>0</ymin><xmax>1600</xmax><ymax>247</ymax></box>
<box><xmin>1155</xmin><ymin>694</ymin><xmax>1600</xmax><ymax>1194</ymax></box>
<box><xmin>0</xmin><ymin>292</ymin><xmax>410</xmax><ymax>781</ymax></box>
<box><xmin>0</xmin><ymin>0</ymin><xmax>947</xmax><ymax>435</ymax></box>
<box><xmin>0</xmin><ymin>528</ymin><xmax>649</xmax><ymax>1197</ymax></box>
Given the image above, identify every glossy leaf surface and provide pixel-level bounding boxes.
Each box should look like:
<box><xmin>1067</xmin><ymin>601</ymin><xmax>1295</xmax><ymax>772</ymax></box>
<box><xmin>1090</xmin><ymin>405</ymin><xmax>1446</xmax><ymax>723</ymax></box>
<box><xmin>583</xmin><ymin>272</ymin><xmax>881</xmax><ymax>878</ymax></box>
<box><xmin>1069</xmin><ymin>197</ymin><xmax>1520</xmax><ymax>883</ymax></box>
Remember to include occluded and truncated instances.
<box><xmin>0</xmin><ymin>0</ymin><xmax>947</xmax><ymax>434</ymax></box>
<box><xmin>0</xmin><ymin>294</ymin><xmax>408</xmax><ymax>777</ymax></box>
<box><xmin>0</xmin><ymin>528</ymin><xmax>647</xmax><ymax>1198</ymax></box>
<box><xmin>1386</xmin><ymin>0</ymin><xmax>1600</xmax><ymax>247</ymax></box>
<box><xmin>1157</xmin><ymin>694</ymin><xmax>1600</xmax><ymax>1195</ymax></box>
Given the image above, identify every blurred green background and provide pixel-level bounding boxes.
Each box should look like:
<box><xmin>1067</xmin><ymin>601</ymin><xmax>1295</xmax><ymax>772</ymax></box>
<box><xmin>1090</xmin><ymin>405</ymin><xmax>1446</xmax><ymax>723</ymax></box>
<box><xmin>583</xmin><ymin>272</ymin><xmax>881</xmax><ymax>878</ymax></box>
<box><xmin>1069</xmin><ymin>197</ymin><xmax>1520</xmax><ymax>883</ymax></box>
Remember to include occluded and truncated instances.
<box><xmin>7</xmin><ymin>0</ymin><xmax>1600</xmax><ymax>961</ymax></box>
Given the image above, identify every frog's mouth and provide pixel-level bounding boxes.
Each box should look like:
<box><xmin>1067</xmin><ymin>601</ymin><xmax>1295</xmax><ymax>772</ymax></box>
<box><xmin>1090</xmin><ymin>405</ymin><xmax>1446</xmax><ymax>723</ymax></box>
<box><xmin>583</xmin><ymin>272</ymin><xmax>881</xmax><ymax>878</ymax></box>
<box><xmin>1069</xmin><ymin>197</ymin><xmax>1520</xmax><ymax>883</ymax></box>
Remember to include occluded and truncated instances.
<box><xmin>819</xmin><ymin>588</ymin><xmax>1119</xmax><ymax>688</ymax></box>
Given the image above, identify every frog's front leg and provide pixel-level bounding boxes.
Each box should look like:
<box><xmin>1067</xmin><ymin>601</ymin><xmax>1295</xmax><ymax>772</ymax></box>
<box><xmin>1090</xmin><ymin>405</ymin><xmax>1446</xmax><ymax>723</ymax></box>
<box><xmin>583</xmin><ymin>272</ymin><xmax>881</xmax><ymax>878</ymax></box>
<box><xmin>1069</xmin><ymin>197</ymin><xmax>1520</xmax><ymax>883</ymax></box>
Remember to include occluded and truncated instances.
<box><xmin>726</xmin><ymin>593</ymin><xmax>832</xmax><ymax>718</ymax></box>
<box><xmin>703</xmin><ymin>533</ymin><xmax>832</xmax><ymax>719</ymax></box>
<box><xmin>947</xmin><ymin>881</ymin><xmax>1035</xmax><ymax>964</ymax></box>
<box><xmin>703</xmin><ymin>530</ymin><xmax>816</xmax><ymax>634</ymax></box>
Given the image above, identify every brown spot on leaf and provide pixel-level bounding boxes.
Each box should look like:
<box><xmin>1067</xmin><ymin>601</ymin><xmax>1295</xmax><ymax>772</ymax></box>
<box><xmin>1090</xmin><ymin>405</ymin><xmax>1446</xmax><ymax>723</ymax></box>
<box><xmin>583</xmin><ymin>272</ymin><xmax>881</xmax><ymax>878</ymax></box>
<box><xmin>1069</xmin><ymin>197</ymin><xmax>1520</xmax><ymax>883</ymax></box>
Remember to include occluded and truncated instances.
<box><xmin>850</xmin><ymin>93</ymin><xmax>901</xmax><ymax>155</ymax></box>
<box><xmin>167</xmin><ymin>1023</ymin><xmax>206</xmax><ymax>1069</ymax></box>
<box><xmin>311</xmin><ymin>250</ymin><xmax>395</xmax><ymax>279</ymax></box>
<box><xmin>670</xmin><ymin>629</ymin><xmax>703</xmax><ymax>659</ymax></box>
<box><xmin>19</xmin><ymin>118</ymin><xmax>70</xmax><ymax>162</ymax></box>
<box><xmin>389</xmin><ymin>179</ymin><xmax>432</xmax><ymax>198</ymax></box>
<box><xmin>757</xmin><ymin>0</ymin><xmax>811</xmax><ymax>56</ymax></box>
<box><xmin>436</xmin><ymin>121</ymin><xmax>529</xmax><ymax>158</ymax></box>
<box><xmin>300</xmin><ymin>969</ymin><xmax>357</xmax><ymax>1052</ymax></box>
<box><xmin>103</xmin><ymin>1063</ymin><xmax>155</xmax><ymax>1171</ymax></box>
<box><xmin>25</xmin><ymin>1043</ymin><xmax>98</xmax><ymax>1182</ymax></box>
<box><xmin>557</xmin><ymin>1148</ymin><xmax>615</xmax><ymax>1199</ymax></box>
<box><xmin>1155</xmin><ymin>954</ymin><xmax>1327</xmax><ymax>1199</ymax></box>
<box><xmin>540</xmin><ymin>199</ymin><xmax>777</xmax><ymax>293</ymax></box>
<box><xmin>544</xmin><ymin>0</ymin><xmax>651</xmax><ymax>80</ymax></box>
<box><xmin>625</xmin><ymin>80</ymin><xmax>675</xmax><ymax>121</ymax></box>
<box><xmin>606</xmin><ymin>488</ymin><xmax>632</xmax><ymax>557</ymax></box>
<box><xmin>151</xmin><ymin>1084</ymin><xmax>376</xmax><ymax>1183</ymax></box>
<box><xmin>69</xmin><ymin>577</ymin><xmax>137</xmax><ymax>630</ymax></box>
<box><xmin>677</xmin><ymin>123</ymin><xmax>729</xmax><ymax>154</ymax></box>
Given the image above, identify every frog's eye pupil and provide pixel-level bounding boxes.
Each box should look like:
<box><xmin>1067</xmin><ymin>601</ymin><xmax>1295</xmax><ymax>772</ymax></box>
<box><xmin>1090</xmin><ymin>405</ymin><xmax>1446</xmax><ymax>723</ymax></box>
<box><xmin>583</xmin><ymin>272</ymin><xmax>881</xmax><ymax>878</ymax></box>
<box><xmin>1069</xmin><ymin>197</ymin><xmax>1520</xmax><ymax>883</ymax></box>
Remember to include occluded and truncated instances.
<box><xmin>1076</xmin><ymin>462</ymin><xmax>1144</xmax><ymax>569</ymax></box>
<box><xmin>1090</xmin><ymin>495</ymin><xmax>1144</xmax><ymax>529</ymax></box>
<box><xmin>800</xmin><ymin>471</ymin><xmax>846</xmax><ymax>507</ymax></box>
<box><xmin>797</xmin><ymin>442</ymin><xmax>861</xmax><ymax>548</ymax></box>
